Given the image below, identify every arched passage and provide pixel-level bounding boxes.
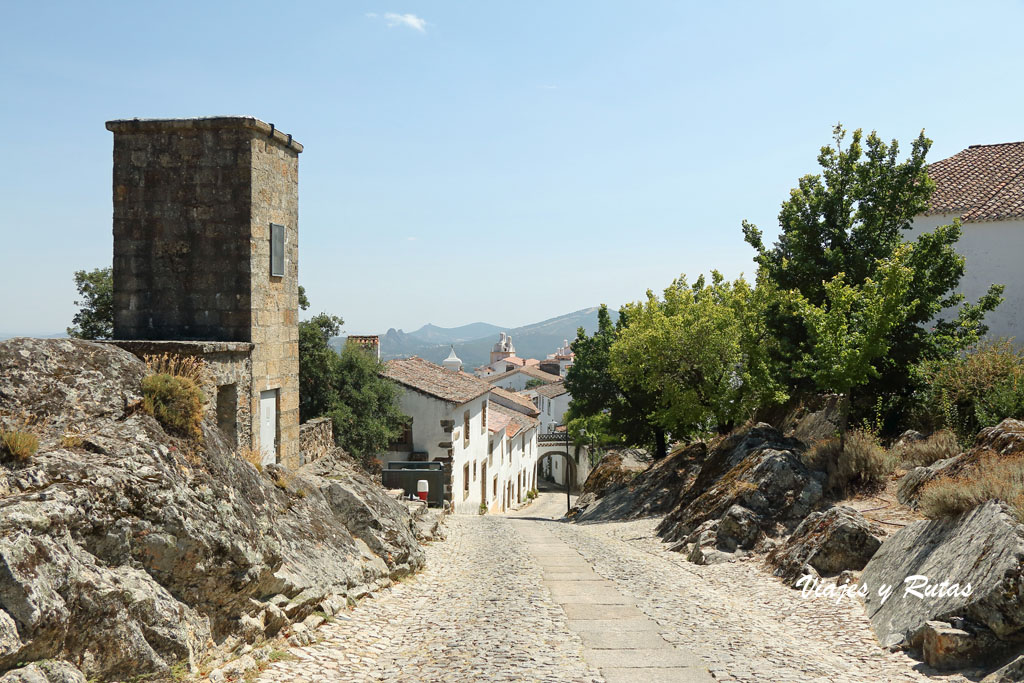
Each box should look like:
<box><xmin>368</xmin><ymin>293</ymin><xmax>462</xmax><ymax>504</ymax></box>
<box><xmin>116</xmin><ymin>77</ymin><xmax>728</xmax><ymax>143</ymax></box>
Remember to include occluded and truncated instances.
<box><xmin>536</xmin><ymin>449</ymin><xmax>578</xmax><ymax>491</ymax></box>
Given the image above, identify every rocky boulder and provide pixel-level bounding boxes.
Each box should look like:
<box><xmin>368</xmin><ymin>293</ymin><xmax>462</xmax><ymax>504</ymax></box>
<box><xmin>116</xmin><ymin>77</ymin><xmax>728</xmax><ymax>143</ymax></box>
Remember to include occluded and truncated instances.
<box><xmin>657</xmin><ymin>424</ymin><xmax>824</xmax><ymax>549</ymax></box>
<box><xmin>572</xmin><ymin>442</ymin><xmax>703</xmax><ymax>523</ymax></box>
<box><xmin>579</xmin><ymin>448</ymin><xmax>650</xmax><ymax>499</ymax></box>
<box><xmin>860</xmin><ymin>500</ymin><xmax>1024</xmax><ymax>669</ymax></box>
<box><xmin>896</xmin><ymin>456</ymin><xmax>962</xmax><ymax>507</ymax></box>
<box><xmin>0</xmin><ymin>338</ymin><xmax>426</xmax><ymax>680</ymax></box>
<box><xmin>768</xmin><ymin>505</ymin><xmax>884</xmax><ymax>585</ymax></box>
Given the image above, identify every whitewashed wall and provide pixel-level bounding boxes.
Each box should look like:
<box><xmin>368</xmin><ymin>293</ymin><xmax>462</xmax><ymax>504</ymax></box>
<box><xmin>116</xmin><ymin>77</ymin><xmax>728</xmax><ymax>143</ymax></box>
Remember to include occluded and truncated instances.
<box><xmin>908</xmin><ymin>214</ymin><xmax>1024</xmax><ymax>343</ymax></box>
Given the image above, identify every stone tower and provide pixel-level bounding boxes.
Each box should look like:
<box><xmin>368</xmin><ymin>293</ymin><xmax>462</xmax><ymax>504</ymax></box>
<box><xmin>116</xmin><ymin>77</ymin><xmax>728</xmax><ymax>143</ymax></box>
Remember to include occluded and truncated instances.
<box><xmin>106</xmin><ymin>116</ymin><xmax>302</xmax><ymax>467</ymax></box>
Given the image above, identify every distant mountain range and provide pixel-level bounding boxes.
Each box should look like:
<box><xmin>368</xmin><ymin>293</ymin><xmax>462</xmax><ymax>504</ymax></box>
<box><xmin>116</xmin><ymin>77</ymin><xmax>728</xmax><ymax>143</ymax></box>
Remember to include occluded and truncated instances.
<box><xmin>332</xmin><ymin>307</ymin><xmax>617</xmax><ymax>371</ymax></box>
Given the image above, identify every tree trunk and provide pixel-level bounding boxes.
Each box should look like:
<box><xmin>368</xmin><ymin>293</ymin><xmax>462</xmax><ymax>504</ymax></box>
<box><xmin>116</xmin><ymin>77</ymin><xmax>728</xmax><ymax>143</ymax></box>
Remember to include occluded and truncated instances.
<box><xmin>654</xmin><ymin>429</ymin><xmax>667</xmax><ymax>459</ymax></box>
<box><xmin>839</xmin><ymin>390</ymin><xmax>851</xmax><ymax>453</ymax></box>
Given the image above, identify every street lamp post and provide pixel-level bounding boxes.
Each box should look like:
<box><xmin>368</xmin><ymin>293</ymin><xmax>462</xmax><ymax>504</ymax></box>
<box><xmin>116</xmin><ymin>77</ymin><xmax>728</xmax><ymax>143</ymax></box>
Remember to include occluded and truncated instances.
<box><xmin>564</xmin><ymin>429</ymin><xmax>572</xmax><ymax>514</ymax></box>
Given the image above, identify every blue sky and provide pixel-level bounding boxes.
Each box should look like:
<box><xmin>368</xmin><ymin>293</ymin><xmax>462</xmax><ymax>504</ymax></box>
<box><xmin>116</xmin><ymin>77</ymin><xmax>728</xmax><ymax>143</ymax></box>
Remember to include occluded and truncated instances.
<box><xmin>2</xmin><ymin>1</ymin><xmax>1023</xmax><ymax>336</ymax></box>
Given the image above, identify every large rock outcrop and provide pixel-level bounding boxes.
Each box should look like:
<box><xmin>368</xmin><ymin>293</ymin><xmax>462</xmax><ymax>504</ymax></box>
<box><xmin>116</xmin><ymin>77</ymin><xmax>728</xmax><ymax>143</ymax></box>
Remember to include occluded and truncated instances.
<box><xmin>657</xmin><ymin>425</ymin><xmax>824</xmax><ymax>552</ymax></box>
<box><xmin>0</xmin><ymin>338</ymin><xmax>426</xmax><ymax>680</ymax></box>
<box><xmin>768</xmin><ymin>505</ymin><xmax>883</xmax><ymax>585</ymax></box>
<box><xmin>860</xmin><ymin>500</ymin><xmax>1024</xmax><ymax>669</ymax></box>
<box><xmin>572</xmin><ymin>443</ymin><xmax>702</xmax><ymax>523</ymax></box>
<box><xmin>579</xmin><ymin>449</ymin><xmax>650</xmax><ymax>499</ymax></box>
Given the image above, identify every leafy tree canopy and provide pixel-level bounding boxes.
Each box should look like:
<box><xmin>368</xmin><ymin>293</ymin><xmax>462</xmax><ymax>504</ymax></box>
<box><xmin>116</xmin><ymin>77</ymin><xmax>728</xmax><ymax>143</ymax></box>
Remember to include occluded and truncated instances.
<box><xmin>742</xmin><ymin>125</ymin><xmax>1002</xmax><ymax>425</ymax></box>
<box><xmin>68</xmin><ymin>267</ymin><xmax>113</xmax><ymax>340</ymax></box>
<box><xmin>298</xmin><ymin>300</ymin><xmax>407</xmax><ymax>462</ymax></box>
<box><xmin>564</xmin><ymin>304</ymin><xmax>669</xmax><ymax>457</ymax></box>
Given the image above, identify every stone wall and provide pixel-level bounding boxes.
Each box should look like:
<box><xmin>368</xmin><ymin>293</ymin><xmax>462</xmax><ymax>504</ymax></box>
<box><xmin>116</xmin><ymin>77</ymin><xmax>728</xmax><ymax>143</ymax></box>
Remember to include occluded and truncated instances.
<box><xmin>108</xmin><ymin>119</ymin><xmax>257</xmax><ymax>341</ymax></box>
<box><xmin>299</xmin><ymin>417</ymin><xmax>334</xmax><ymax>465</ymax></box>
<box><xmin>106</xmin><ymin>340</ymin><xmax>254</xmax><ymax>451</ymax></box>
<box><xmin>247</xmin><ymin>133</ymin><xmax>301</xmax><ymax>468</ymax></box>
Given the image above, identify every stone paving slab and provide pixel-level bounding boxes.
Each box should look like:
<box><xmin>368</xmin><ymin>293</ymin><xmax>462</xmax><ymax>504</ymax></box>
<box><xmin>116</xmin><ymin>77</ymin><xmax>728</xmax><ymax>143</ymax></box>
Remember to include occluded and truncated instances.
<box><xmin>510</xmin><ymin>507</ymin><xmax>713</xmax><ymax>683</ymax></box>
<box><xmin>576</xmin><ymin>630</ymin><xmax>672</xmax><ymax>649</ymax></box>
<box><xmin>541</xmin><ymin>571</ymin><xmax>606</xmax><ymax>581</ymax></box>
<box><xmin>547</xmin><ymin>589</ymin><xmax>634</xmax><ymax>605</ymax></box>
<box><xmin>602</xmin><ymin>667</ymin><xmax>716</xmax><ymax>683</ymax></box>
<box><xmin>561</xmin><ymin>603</ymin><xmax>648</xmax><ymax>620</ymax></box>
<box><xmin>583</xmin><ymin>648</ymin><xmax>707</xmax><ymax>669</ymax></box>
<box><xmin>568</xmin><ymin>618</ymin><xmax>662</xmax><ymax>632</ymax></box>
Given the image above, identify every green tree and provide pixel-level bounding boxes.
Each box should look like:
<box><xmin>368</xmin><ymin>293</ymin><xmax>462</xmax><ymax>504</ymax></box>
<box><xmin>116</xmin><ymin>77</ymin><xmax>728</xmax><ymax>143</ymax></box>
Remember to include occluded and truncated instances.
<box><xmin>327</xmin><ymin>345</ymin><xmax>407</xmax><ymax>458</ymax></box>
<box><xmin>298</xmin><ymin>302</ymin><xmax>407</xmax><ymax>463</ymax></box>
<box><xmin>788</xmin><ymin>247</ymin><xmax>915</xmax><ymax>445</ymax></box>
<box><xmin>299</xmin><ymin>312</ymin><xmax>344</xmax><ymax>421</ymax></box>
<box><xmin>564</xmin><ymin>305</ymin><xmax>669</xmax><ymax>457</ymax></box>
<box><xmin>743</xmin><ymin>125</ymin><xmax>1002</xmax><ymax>428</ymax></box>
<box><xmin>68</xmin><ymin>267</ymin><xmax>113</xmax><ymax>339</ymax></box>
<box><xmin>609</xmin><ymin>272</ymin><xmax>787</xmax><ymax>439</ymax></box>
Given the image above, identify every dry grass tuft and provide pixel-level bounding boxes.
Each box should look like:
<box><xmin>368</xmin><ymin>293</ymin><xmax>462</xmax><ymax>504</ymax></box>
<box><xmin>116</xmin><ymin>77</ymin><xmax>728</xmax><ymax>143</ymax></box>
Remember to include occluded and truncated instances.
<box><xmin>894</xmin><ymin>430</ymin><xmax>960</xmax><ymax>467</ymax></box>
<box><xmin>144</xmin><ymin>352</ymin><xmax>208</xmax><ymax>384</ymax></box>
<box><xmin>238</xmin><ymin>446</ymin><xmax>264</xmax><ymax>473</ymax></box>
<box><xmin>806</xmin><ymin>430</ymin><xmax>897</xmax><ymax>495</ymax></box>
<box><xmin>919</xmin><ymin>453</ymin><xmax>1024</xmax><ymax>520</ymax></box>
<box><xmin>1</xmin><ymin>412</ymin><xmax>40</xmax><ymax>462</ymax></box>
<box><xmin>1</xmin><ymin>429</ymin><xmax>39</xmax><ymax>462</ymax></box>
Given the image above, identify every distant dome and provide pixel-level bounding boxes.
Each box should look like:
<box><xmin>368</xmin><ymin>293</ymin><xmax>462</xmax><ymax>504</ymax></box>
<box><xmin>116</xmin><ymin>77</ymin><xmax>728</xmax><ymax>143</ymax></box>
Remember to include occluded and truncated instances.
<box><xmin>442</xmin><ymin>345</ymin><xmax>463</xmax><ymax>372</ymax></box>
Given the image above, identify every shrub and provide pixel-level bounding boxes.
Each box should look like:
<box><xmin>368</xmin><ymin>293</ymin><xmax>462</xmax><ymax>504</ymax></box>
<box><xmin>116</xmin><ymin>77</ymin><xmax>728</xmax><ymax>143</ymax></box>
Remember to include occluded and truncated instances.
<box><xmin>918</xmin><ymin>340</ymin><xmax>1024</xmax><ymax>443</ymax></box>
<box><xmin>806</xmin><ymin>430</ymin><xmax>896</xmax><ymax>495</ymax></box>
<box><xmin>0</xmin><ymin>429</ymin><xmax>38</xmax><ymax>462</ymax></box>
<box><xmin>919</xmin><ymin>453</ymin><xmax>1024</xmax><ymax>520</ymax></box>
<box><xmin>142</xmin><ymin>373</ymin><xmax>205</xmax><ymax>439</ymax></box>
<box><xmin>894</xmin><ymin>430</ymin><xmax>960</xmax><ymax>467</ymax></box>
<box><xmin>478</xmin><ymin>502</ymin><xmax>488</xmax><ymax>515</ymax></box>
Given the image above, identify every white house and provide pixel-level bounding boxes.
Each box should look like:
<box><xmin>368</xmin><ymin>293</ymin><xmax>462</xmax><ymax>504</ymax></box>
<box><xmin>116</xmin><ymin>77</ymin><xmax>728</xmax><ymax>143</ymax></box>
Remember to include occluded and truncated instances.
<box><xmin>545</xmin><ymin>339</ymin><xmax>575</xmax><ymax>377</ymax></box>
<box><xmin>382</xmin><ymin>356</ymin><xmax>496</xmax><ymax>514</ymax></box>
<box><xmin>487</xmin><ymin>365</ymin><xmax>562</xmax><ymax>392</ymax></box>
<box><xmin>910</xmin><ymin>141</ymin><xmax>1024</xmax><ymax>343</ymax></box>
<box><xmin>486</xmin><ymin>402</ymin><xmax>539</xmax><ymax>512</ymax></box>
<box><xmin>535</xmin><ymin>381</ymin><xmax>571</xmax><ymax>433</ymax></box>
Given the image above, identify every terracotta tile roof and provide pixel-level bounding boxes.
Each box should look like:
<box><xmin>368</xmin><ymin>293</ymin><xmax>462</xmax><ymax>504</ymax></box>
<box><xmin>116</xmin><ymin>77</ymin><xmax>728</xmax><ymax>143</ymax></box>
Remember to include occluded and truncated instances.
<box><xmin>383</xmin><ymin>356</ymin><xmax>492</xmax><ymax>404</ymax></box>
<box><xmin>490</xmin><ymin>402</ymin><xmax>539</xmax><ymax>438</ymax></box>
<box><xmin>487</xmin><ymin>365</ymin><xmax>562</xmax><ymax>385</ymax></box>
<box><xmin>535</xmin><ymin>381</ymin><xmax>569</xmax><ymax>399</ymax></box>
<box><xmin>487</xmin><ymin>409</ymin><xmax>512</xmax><ymax>435</ymax></box>
<box><xmin>925</xmin><ymin>142</ymin><xmax>1024</xmax><ymax>222</ymax></box>
<box><xmin>490</xmin><ymin>387</ymin><xmax>541</xmax><ymax>417</ymax></box>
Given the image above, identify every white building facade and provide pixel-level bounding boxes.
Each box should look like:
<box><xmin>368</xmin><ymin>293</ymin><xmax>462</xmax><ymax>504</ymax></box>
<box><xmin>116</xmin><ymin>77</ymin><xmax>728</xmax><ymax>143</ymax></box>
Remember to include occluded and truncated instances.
<box><xmin>382</xmin><ymin>356</ymin><xmax>538</xmax><ymax>514</ymax></box>
<box><xmin>910</xmin><ymin>141</ymin><xmax>1024</xmax><ymax>344</ymax></box>
<box><xmin>535</xmin><ymin>381</ymin><xmax>571</xmax><ymax>433</ymax></box>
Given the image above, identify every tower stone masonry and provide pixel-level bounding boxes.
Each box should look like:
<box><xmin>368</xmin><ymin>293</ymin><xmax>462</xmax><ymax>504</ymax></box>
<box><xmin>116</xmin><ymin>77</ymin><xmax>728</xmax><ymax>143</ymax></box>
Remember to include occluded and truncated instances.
<box><xmin>106</xmin><ymin>116</ymin><xmax>302</xmax><ymax>468</ymax></box>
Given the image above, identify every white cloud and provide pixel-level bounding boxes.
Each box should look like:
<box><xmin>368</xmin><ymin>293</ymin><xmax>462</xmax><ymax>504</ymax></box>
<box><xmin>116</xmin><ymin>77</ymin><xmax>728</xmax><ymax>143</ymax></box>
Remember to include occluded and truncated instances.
<box><xmin>406</xmin><ymin>237</ymin><xmax>417</xmax><ymax>241</ymax></box>
<box><xmin>382</xmin><ymin>12</ymin><xmax>427</xmax><ymax>32</ymax></box>
<box><xmin>539</xmin><ymin>85</ymin><xmax>558</xmax><ymax>90</ymax></box>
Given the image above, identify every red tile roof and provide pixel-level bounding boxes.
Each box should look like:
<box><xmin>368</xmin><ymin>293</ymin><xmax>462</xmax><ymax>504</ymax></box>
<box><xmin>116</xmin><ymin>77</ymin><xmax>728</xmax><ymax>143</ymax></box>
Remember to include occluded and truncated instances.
<box><xmin>925</xmin><ymin>142</ymin><xmax>1024</xmax><ymax>222</ymax></box>
<box><xmin>490</xmin><ymin>402</ymin><xmax>539</xmax><ymax>438</ymax></box>
<box><xmin>535</xmin><ymin>381</ymin><xmax>569</xmax><ymax>399</ymax></box>
<box><xmin>490</xmin><ymin>386</ymin><xmax>541</xmax><ymax>417</ymax></box>
<box><xmin>383</xmin><ymin>357</ymin><xmax>492</xmax><ymax>404</ymax></box>
<box><xmin>486</xmin><ymin>365</ymin><xmax>562</xmax><ymax>385</ymax></box>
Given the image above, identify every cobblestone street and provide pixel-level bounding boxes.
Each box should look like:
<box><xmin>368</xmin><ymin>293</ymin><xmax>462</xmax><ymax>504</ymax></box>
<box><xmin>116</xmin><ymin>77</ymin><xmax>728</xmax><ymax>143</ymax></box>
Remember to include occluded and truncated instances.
<box><xmin>257</xmin><ymin>492</ymin><xmax>970</xmax><ymax>683</ymax></box>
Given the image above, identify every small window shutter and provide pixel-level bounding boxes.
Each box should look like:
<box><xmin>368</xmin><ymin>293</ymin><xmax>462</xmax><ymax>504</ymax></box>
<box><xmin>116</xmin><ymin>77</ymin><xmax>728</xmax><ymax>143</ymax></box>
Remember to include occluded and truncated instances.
<box><xmin>270</xmin><ymin>223</ymin><xmax>285</xmax><ymax>277</ymax></box>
